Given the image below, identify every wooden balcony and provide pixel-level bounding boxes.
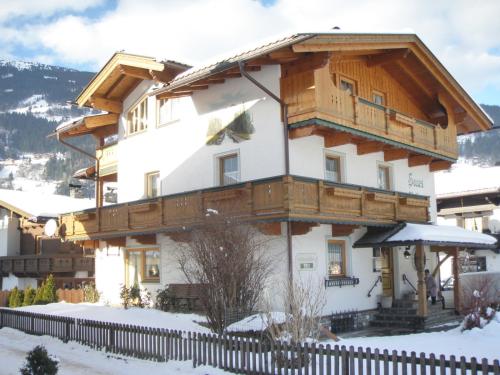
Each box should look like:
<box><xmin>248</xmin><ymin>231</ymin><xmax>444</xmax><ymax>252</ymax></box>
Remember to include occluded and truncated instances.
<box><xmin>0</xmin><ymin>255</ymin><xmax>94</xmax><ymax>277</ymax></box>
<box><xmin>281</xmin><ymin>66</ymin><xmax>458</xmax><ymax>161</ymax></box>
<box><xmin>60</xmin><ymin>175</ymin><xmax>429</xmax><ymax>241</ymax></box>
<box><xmin>96</xmin><ymin>142</ymin><xmax>118</xmax><ymax>177</ymax></box>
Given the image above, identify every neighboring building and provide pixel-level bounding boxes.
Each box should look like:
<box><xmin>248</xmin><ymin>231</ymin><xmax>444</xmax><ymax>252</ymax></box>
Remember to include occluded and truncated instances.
<box><xmin>436</xmin><ymin>164</ymin><xmax>500</xmax><ymax>277</ymax></box>
<box><xmin>0</xmin><ymin>189</ymin><xmax>94</xmax><ymax>290</ymax></box>
<box><xmin>55</xmin><ymin>33</ymin><xmax>494</xmax><ymax>325</ymax></box>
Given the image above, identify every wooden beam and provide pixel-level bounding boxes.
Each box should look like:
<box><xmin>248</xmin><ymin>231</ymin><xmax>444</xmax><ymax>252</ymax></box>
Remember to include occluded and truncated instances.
<box><xmin>84</xmin><ymin>113</ymin><xmax>119</xmax><ymax>128</ymax></box>
<box><xmin>291</xmin><ymin>222</ymin><xmax>319</xmax><ymax>236</ymax></box>
<box><xmin>331</xmin><ymin>224</ymin><xmax>358</xmax><ymax>236</ymax></box>
<box><xmin>119</xmin><ymin>65</ymin><xmax>153</xmax><ymax>80</ymax></box>
<box><xmin>324</xmin><ymin>132</ymin><xmax>351</xmax><ymax>148</ymax></box>
<box><xmin>172</xmin><ymin>85</ymin><xmax>208</xmax><ymax>93</ymax></box>
<box><xmin>289</xmin><ymin>126</ymin><xmax>314</xmax><ymax>139</ymax></box>
<box><xmin>415</xmin><ymin>244</ymin><xmax>428</xmax><ymax>317</ymax></box>
<box><xmin>394</xmin><ymin>61</ymin><xmax>434</xmax><ymax>99</ymax></box>
<box><xmin>90</xmin><ymin>96</ymin><xmax>123</xmax><ymax>114</ymax></box>
<box><xmin>268</xmin><ymin>49</ymin><xmax>300</xmax><ymax>61</ymax></box>
<box><xmin>384</xmin><ymin>148</ymin><xmax>409</xmax><ymax>162</ymax></box>
<box><xmin>429</xmin><ymin>160</ymin><xmax>453</xmax><ymax>172</ymax></box>
<box><xmin>357</xmin><ymin>141</ymin><xmax>384</xmax><ymax>155</ymax></box>
<box><xmin>281</xmin><ymin>52</ymin><xmax>331</xmax><ymax>77</ymax></box>
<box><xmin>431</xmin><ymin>253</ymin><xmax>452</xmax><ymax>278</ymax></box>
<box><xmin>408</xmin><ymin>155</ymin><xmax>433</xmax><ymax>167</ymax></box>
<box><xmin>106</xmin><ymin>237</ymin><xmax>126</xmax><ymax>247</ymax></box>
<box><xmin>156</xmin><ymin>92</ymin><xmax>193</xmax><ymax>100</ymax></box>
<box><xmin>366</xmin><ymin>49</ymin><xmax>410</xmax><ymax>67</ymax></box>
<box><xmin>453</xmin><ymin>248</ymin><xmax>461</xmax><ymax>314</ymax></box>
<box><xmin>130</xmin><ymin>234</ymin><xmax>157</xmax><ymax>245</ymax></box>
<box><xmin>255</xmin><ymin>222</ymin><xmax>282</xmax><ymax>236</ymax></box>
<box><xmin>292</xmin><ymin>42</ymin><xmax>411</xmax><ymax>53</ymax></box>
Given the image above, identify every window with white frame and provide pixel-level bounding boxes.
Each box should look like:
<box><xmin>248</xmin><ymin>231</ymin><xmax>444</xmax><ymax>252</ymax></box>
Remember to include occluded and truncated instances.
<box><xmin>127</xmin><ymin>97</ymin><xmax>148</xmax><ymax>134</ymax></box>
<box><xmin>327</xmin><ymin>240</ymin><xmax>346</xmax><ymax>278</ymax></box>
<box><xmin>377</xmin><ymin>164</ymin><xmax>392</xmax><ymax>190</ymax></box>
<box><xmin>340</xmin><ymin>77</ymin><xmax>356</xmax><ymax>95</ymax></box>
<box><xmin>145</xmin><ymin>171</ymin><xmax>160</xmax><ymax>198</ymax></box>
<box><xmin>218</xmin><ymin>153</ymin><xmax>239</xmax><ymax>186</ymax></box>
<box><xmin>325</xmin><ymin>154</ymin><xmax>342</xmax><ymax>182</ymax></box>
<box><xmin>158</xmin><ymin>97</ymin><xmax>181</xmax><ymax>125</ymax></box>
<box><xmin>126</xmin><ymin>248</ymin><xmax>160</xmax><ymax>286</ymax></box>
<box><xmin>372</xmin><ymin>90</ymin><xmax>386</xmax><ymax>106</ymax></box>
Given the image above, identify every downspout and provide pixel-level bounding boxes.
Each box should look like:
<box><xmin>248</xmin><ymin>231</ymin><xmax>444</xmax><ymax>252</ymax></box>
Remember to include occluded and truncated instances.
<box><xmin>57</xmin><ymin>133</ymin><xmax>102</xmax><ymax>218</ymax></box>
<box><xmin>237</xmin><ymin>61</ymin><xmax>293</xmax><ymax>283</ymax></box>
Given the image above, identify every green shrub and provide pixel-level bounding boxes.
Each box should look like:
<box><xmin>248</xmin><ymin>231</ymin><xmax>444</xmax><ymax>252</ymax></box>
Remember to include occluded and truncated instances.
<box><xmin>20</xmin><ymin>345</ymin><xmax>59</xmax><ymax>375</ymax></box>
<box><xmin>8</xmin><ymin>287</ymin><xmax>18</xmax><ymax>307</ymax></box>
<box><xmin>22</xmin><ymin>286</ymin><xmax>36</xmax><ymax>307</ymax></box>
<box><xmin>33</xmin><ymin>283</ymin><xmax>45</xmax><ymax>305</ymax></box>
<box><xmin>120</xmin><ymin>284</ymin><xmax>151</xmax><ymax>309</ymax></box>
<box><xmin>82</xmin><ymin>282</ymin><xmax>100</xmax><ymax>303</ymax></box>
<box><xmin>42</xmin><ymin>275</ymin><xmax>57</xmax><ymax>303</ymax></box>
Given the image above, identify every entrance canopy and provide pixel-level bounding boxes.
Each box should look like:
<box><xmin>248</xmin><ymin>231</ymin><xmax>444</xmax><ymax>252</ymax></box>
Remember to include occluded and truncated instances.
<box><xmin>354</xmin><ymin>222</ymin><xmax>497</xmax><ymax>249</ymax></box>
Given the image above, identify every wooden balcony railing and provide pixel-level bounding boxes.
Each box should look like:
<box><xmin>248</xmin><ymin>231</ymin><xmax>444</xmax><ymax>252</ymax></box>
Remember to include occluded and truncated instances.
<box><xmin>281</xmin><ymin>67</ymin><xmax>458</xmax><ymax>159</ymax></box>
<box><xmin>0</xmin><ymin>255</ymin><xmax>94</xmax><ymax>276</ymax></box>
<box><xmin>96</xmin><ymin>142</ymin><xmax>118</xmax><ymax>177</ymax></box>
<box><xmin>60</xmin><ymin>175</ymin><xmax>429</xmax><ymax>240</ymax></box>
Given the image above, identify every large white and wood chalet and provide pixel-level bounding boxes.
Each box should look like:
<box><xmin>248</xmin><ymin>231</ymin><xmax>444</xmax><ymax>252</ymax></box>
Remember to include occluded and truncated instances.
<box><xmin>54</xmin><ymin>32</ymin><xmax>496</xmax><ymax>328</ymax></box>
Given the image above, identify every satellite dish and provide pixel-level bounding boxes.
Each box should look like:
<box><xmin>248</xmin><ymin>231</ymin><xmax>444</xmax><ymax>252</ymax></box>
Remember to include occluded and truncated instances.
<box><xmin>44</xmin><ymin>219</ymin><xmax>58</xmax><ymax>237</ymax></box>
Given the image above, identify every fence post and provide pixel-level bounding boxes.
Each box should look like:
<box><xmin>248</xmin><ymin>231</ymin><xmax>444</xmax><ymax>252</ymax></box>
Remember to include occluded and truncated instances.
<box><xmin>109</xmin><ymin>324</ymin><xmax>115</xmax><ymax>352</ymax></box>
<box><xmin>64</xmin><ymin>319</ymin><xmax>70</xmax><ymax>343</ymax></box>
<box><xmin>30</xmin><ymin>315</ymin><xmax>35</xmax><ymax>334</ymax></box>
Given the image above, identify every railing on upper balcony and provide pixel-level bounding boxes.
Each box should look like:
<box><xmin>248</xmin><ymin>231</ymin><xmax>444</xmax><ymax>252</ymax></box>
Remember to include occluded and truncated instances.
<box><xmin>96</xmin><ymin>142</ymin><xmax>118</xmax><ymax>176</ymax></box>
<box><xmin>282</xmin><ymin>68</ymin><xmax>458</xmax><ymax>159</ymax></box>
<box><xmin>0</xmin><ymin>254</ymin><xmax>94</xmax><ymax>276</ymax></box>
<box><xmin>60</xmin><ymin>175</ymin><xmax>430</xmax><ymax>240</ymax></box>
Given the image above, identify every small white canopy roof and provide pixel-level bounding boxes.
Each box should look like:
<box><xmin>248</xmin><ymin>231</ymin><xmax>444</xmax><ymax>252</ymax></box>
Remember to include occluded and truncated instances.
<box><xmin>355</xmin><ymin>222</ymin><xmax>497</xmax><ymax>249</ymax></box>
<box><xmin>388</xmin><ymin>223</ymin><xmax>497</xmax><ymax>246</ymax></box>
<box><xmin>0</xmin><ymin>189</ymin><xmax>94</xmax><ymax>219</ymax></box>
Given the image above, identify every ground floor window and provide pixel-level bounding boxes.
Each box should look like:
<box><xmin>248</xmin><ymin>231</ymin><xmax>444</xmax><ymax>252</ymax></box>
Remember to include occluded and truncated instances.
<box><xmin>460</xmin><ymin>254</ymin><xmax>487</xmax><ymax>273</ymax></box>
<box><xmin>126</xmin><ymin>248</ymin><xmax>160</xmax><ymax>286</ymax></box>
<box><xmin>327</xmin><ymin>240</ymin><xmax>346</xmax><ymax>278</ymax></box>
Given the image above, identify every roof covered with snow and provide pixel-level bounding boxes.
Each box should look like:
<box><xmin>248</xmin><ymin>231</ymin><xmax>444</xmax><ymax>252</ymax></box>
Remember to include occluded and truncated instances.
<box><xmin>435</xmin><ymin>163</ymin><xmax>500</xmax><ymax>197</ymax></box>
<box><xmin>0</xmin><ymin>189</ymin><xmax>94</xmax><ymax>219</ymax></box>
<box><xmin>355</xmin><ymin>222</ymin><xmax>497</xmax><ymax>249</ymax></box>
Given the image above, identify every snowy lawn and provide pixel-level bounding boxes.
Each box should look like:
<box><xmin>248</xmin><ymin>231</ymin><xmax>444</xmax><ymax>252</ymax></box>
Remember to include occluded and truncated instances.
<box><xmin>14</xmin><ymin>302</ymin><xmax>211</xmax><ymax>333</ymax></box>
<box><xmin>334</xmin><ymin>317</ymin><xmax>500</xmax><ymax>361</ymax></box>
<box><xmin>0</xmin><ymin>327</ymin><xmax>228</xmax><ymax>375</ymax></box>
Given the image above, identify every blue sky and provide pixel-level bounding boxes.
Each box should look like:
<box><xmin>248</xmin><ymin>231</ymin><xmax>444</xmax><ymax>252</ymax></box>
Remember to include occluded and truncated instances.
<box><xmin>0</xmin><ymin>0</ymin><xmax>499</xmax><ymax>106</ymax></box>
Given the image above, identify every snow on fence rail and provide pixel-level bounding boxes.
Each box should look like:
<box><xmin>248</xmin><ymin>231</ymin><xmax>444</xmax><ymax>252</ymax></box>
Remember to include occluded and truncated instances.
<box><xmin>0</xmin><ymin>308</ymin><xmax>498</xmax><ymax>375</ymax></box>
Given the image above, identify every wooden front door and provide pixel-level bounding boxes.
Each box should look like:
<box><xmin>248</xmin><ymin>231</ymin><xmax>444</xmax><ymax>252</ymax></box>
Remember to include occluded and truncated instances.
<box><xmin>381</xmin><ymin>247</ymin><xmax>394</xmax><ymax>297</ymax></box>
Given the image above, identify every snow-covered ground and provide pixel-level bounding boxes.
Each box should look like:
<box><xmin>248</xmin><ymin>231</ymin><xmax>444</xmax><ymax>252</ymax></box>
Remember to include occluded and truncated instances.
<box><xmin>16</xmin><ymin>302</ymin><xmax>211</xmax><ymax>333</ymax></box>
<box><xmin>335</xmin><ymin>317</ymin><xmax>500</xmax><ymax>361</ymax></box>
<box><xmin>12</xmin><ymin>302</ymin><xmax>500</xmax><ymax>362</ymax></box>
<box><xmin>0</xmin><ymin>327</ymin><xmax>228</xmax><ymax>375</ymax></box>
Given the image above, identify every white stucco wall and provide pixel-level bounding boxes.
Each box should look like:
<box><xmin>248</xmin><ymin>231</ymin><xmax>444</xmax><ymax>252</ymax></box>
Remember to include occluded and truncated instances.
<box><xmin>1</xmin><ymin>274</ymin><xmax>37</xmax><ymax>290</ymax></box>
<box><xmin>116</xmin><ymin>65</ymin><xmax>283</xmax><ymax>203</ymax></box>
<box><xmin>95</xmin><ymin>242</ymin><xmax>125</xmax><ymax>305</ymax></box>
<box><xmin>0</xmin><ymin>211</ymin><xmax>20</xmax><ymax>257</ymax></box>
<box><xmin>289</xmin><ymin>137</ymin><xmax>437</xmax><ymax>221</ymax></box>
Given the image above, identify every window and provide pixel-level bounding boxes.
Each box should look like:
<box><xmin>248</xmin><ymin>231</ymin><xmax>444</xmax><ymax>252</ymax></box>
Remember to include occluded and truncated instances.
<box><xmin>158</xmin><ymin>98</ymin><xmax>181</xmax><ymax>125</ymax></box>
<box><xmin>127</xmin><ymin>97</ymin><xmax>148</xmax><ymax>134</ymax></box>
<box><xmin>219</xmin><ymin>153</ymin><xmax>239</xmax><ymax>186</ymax></box>
<box><xmin>377</xmin><ymin>164</ymin><xmax>392</xmax><ymax>190</ymax></box>
<box><xmin>372</xmin><ymin>91</ymin><xmax>385</xmax><ymax>106</ymax></box>
<box><xmin>126</xmin><ymin>248</ymin><xmax>160</xmax><ymax>286</ymax></box>
<box><xmin>145</xmin><ymin>171</ymin><xmax>160</xmax><ymax>198</ymax></box>
<box><xmin>327</xmin><ymin>240</ymin><xmax>346</xmax><ymax>278</ymax></box>
<box><xmin>325</xmin><ymin>154</ymin><xmax>342</xmax><ymax>182</ymax></box>
<box><xmin>460</xmin><ymin>255</ymin><xmax>487</xmax><ymax>273</ymax></box>
<box><xmin>340</xmin><ymin>77</ymin><xmax>356</xmax><ymax>95</ymax></box>
<box><xmin>372</xmin><ymin>247</ymin><xmax>382</xmax><ymax>272</ymax></box>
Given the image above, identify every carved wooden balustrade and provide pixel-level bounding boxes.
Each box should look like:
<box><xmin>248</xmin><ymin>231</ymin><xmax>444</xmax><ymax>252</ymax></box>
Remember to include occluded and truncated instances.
<box><xmin>60</xmin><ymin>176</ymin><xmax>429</xmax><ymax>240</ymax></box>
<box><xmin>281</xmin><ymin>66</ymin><xmax>458</xmax><ymax>160</ymax></box>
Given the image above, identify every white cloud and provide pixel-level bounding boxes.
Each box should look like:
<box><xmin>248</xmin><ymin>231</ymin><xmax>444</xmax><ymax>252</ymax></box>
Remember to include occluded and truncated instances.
<box><xmin>1</xmin><ymin>0</ymin><xmax>500</xmax><ymax>103</ymax></box>
<box><xmin>0</xmin><ymin>0</ymin><xmax>105</xmax><ymax>20</ymax></box>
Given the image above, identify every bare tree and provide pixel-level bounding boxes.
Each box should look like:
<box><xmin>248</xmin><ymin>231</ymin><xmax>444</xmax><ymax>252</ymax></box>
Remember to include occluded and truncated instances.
<box><xmin>177</xmin><ymin>210</ymin><xmax>275</xmax><ymax>333</ymax></box>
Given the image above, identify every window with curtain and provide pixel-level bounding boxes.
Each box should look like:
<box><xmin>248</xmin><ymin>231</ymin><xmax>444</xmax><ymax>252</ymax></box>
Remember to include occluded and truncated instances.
<box><xmin>126</xmin><ymin>248</ymin><xmax>160</xmax><ymax>286</ymax></box>
<box><xmin>327</xmin><ymin>240</ymin><xmax>346</xmax><ymax>278</ymax></box>
<box><xmin>219</xmin><ymin>153</ymin><xmax>239</xmax><ymax>186</ymax></box>
<box><xmin>325</xmin><ymin>155</ymin><xmax>342</xmax><ymax>182</ymax></box>
<box><xmin>127</xmin><ymin>97</ymin><xmax>148</xmax><ymax>135</ymax></box>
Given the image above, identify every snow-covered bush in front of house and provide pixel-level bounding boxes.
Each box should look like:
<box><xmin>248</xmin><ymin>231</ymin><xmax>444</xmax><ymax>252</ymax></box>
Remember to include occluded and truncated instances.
<box><xmin>119</xmin><ymin>284</ymin><xmax>151</xmax><ymax>309</ymax></box>
<box><xmin>462</xmin><ymin>289</ymin><xmax>497</xmax><ymax>330</ymax></box>
<box><xmin>20</xmin><ymin>345</ymin><xmax>59</xmax><ymax>375</ymax></box>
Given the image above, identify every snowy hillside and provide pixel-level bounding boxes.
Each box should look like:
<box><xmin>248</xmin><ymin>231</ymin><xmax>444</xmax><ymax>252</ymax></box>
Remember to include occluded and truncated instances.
<box><xmin>0</xmin><ymin>58</ymin><xmax>96</xmax><ymax>196</ymax></box>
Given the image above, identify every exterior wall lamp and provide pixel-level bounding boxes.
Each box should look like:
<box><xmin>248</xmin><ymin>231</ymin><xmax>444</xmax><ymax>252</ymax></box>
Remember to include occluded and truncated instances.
<box><xmin>403</xmin><ymin>246</ymin><xmax>412</xmax><ymax>259</ymax></box>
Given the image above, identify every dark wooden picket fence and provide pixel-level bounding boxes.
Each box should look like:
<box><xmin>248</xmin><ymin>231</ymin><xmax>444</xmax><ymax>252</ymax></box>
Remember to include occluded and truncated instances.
<box><xmin>0</xmin><ymin>308</ymin><xmax>498</xmax><ymax>374</ymax></box>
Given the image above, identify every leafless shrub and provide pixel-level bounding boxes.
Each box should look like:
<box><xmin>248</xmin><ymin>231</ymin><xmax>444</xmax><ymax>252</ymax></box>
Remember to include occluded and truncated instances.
<box><xmin>461</xmin><ymin>274</ymin><xmax>499</xmax><ymax>330</ymax></box>
<box><xmin>265</xmin><ymin>278</ymin><xmax>326</xmax><ymax>344</ymax></box>
<box><xmin>177</xmin><ymin>210</ymin><xmax>275</xmax><ymax>333</ymax></box>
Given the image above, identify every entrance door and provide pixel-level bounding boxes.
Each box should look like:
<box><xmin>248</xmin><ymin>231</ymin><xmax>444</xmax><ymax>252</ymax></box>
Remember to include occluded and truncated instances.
<box><xmin>381</xmin><ymin>247</ymin><xmax>394</xmax><ymax>297</ymax></box>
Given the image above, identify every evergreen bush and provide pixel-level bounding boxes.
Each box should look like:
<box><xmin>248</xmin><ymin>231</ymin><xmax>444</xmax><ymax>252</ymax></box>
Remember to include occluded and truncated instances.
<box><xmin>82</xmin><ymin>282</ymin><xmax>100</xmax><ymax>303</ymax></box>
<box><xmin>22</xmin><ymin>286</ymin><xmax>36</xmax><ymax>307</ymax></box>
<box><xmin>42</xmin><ymin>275</ymin><xmax>57</xmax><ymax>303</ymax></box>
<box><xmin>8</xmin><ymin>287</ymin><xmax>18</xmax><ymax>308</ymax></box>
<box><xmin>19</xmin><ymin>345</ymin><xmax>59</xmax><ymax>375</ymax></box>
